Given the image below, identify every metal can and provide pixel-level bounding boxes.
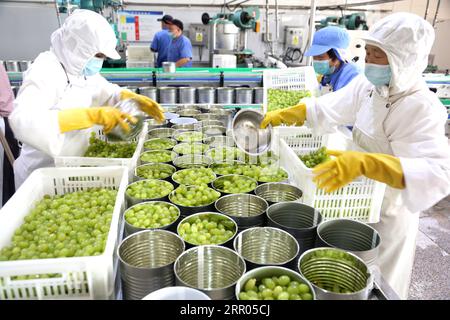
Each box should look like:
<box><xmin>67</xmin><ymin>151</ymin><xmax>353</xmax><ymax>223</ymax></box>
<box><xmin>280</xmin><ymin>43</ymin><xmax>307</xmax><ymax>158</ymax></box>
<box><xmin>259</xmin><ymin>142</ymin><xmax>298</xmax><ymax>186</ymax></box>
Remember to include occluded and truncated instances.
<box><xmin>233</xmin><ymin>227</ymin><xmax>299</xmax><ymax>270</ymax></box>
<box><xmin>316</xmin><ymin>219</ymin><xmax>381</xmax><ymax>267</ymax></box>
<box><xmin>267</xmin><ymin>202</ymin><xmax>322</xmax><ymax>255</ymax></box>
<box><xmin>174</xmin><ymin>245</ymin><xmax>246</xmax><ymax>300</ymax></box>
<box><xmin>118</xmin><ymin>229</ymin><xmax>185</xmax><ymax>300</ymax></box>
<box><xmin>215</xmin><ymin>194</ymin><xmax>268</xmax><ymax>231</ymax></box>
<box><xmin>298</xmin><ymin>247</ymin><xmax>373</xmax><ymax>300</ymax></box>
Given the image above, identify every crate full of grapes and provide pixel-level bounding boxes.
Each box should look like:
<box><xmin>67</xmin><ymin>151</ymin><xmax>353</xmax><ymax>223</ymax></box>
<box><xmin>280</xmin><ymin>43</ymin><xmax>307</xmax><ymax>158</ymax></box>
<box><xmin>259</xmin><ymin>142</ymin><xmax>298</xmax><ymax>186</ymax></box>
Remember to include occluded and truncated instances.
<box><xmin>54</xmin><ymin>123</ymin><xmax>148</xmax><ymax>177</ymax></box>
<box><xmin>276</xmin><ymin>130</ymin><xmax>386</xmax><ymax>223</ymax></box>
<box><xmin>0</xmin><ymin>167</ymin><xmax>128</xmax><ymax>299</ymax></box>
<box><xmin>262</xmin><ymin>66</ymin><xmax>319</xmax><ymax>113</ymax></box>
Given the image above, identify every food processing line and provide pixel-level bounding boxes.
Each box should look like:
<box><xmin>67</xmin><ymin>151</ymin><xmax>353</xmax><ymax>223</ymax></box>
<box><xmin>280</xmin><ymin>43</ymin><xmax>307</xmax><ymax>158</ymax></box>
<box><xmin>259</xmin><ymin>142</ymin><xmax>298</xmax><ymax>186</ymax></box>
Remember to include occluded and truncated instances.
<box><xmin>6</xmin><ymin>67</ymin><xmax>267</xmax><ymax>109</ymax></box>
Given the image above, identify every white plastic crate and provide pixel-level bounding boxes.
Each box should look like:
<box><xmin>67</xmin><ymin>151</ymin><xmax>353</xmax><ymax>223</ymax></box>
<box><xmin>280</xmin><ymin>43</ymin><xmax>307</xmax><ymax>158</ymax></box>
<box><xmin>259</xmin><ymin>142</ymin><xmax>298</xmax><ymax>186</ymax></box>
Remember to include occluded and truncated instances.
<box><xmin>262</xmin><ymin>66</ymin><xmax>319</xmax><ymax>113</ymax></box>
<box><xmin>54</xmin><ymin>122</ymin><xmax>148</xmax><ymax>177</ymax></box>
<box><xmin>274</xmin><ymin>127</ymin><xmax>386</xmax><ymax>223</ymax></box>
<box><xmin>0</xmin><ymin>167</ymin><xmax>128</xmax><ymax>300</ymax></box>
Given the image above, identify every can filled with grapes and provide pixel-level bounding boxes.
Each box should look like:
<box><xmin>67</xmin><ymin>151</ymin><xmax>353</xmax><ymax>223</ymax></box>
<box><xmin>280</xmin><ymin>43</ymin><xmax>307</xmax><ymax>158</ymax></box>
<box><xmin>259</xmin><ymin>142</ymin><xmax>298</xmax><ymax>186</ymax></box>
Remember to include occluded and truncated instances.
<box><xmin>133</xmin><ymin>163</ymin><xmax>176</xmax><ymax>182</ymax></box>
<box><xmin>233</xmin><ymin>227</ymin><xmax>300</xmax><ymax>271</ymax></box>
<box><xmin>168</xmin><ymin>185</ymin><xmax>221</xmax><ymax>217</ymax></box>
<box><xmin>174</xmin><ymin>245</ymin><xmax>246</xmax><ymax>300</ymax></box>
<box><xmin>124</xmin><ymin>201</ymin><xmax>181</xmax><ymax>235</ymax></box>
<box><xmin>316</xmin><ymin>219</ymin><xmax>381</xmax><ymax>267</ymax></box>
<box><xmin>125</xmin><ymin>179</ymin><xmax>175</xmax><ymax>207</ymax></box>
<box><xmin>298</xmin><ymin>247</ymin><xmax>374</xmax><ymax>300</ymax></box>
<box><xmin>266</xmin><ymin>202</ymin><xmax>322</xmax><ymax>255</ymax></box>
<box><xmin>235</xmin><ymin>266</ymin><xmax>316</xmax><ymax>300</ymax></box>
<box><xmin>118</xmin><ymin>229</ymin><xmax>185</xmax><ymax>300</ymax></box>
<box><xmin>176</xmin><ymin>212</ymin><xmax>238</xmax><ymax>249</ymax></box>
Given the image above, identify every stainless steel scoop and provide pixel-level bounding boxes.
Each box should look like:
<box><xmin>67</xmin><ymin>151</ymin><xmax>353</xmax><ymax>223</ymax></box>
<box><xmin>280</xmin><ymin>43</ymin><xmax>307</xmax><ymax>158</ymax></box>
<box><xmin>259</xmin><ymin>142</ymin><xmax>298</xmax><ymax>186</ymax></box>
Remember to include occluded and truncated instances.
<box><xmin>232</xmin><ymin>109</ymin><xmax>272</xmax><ymax>155</ymax></box>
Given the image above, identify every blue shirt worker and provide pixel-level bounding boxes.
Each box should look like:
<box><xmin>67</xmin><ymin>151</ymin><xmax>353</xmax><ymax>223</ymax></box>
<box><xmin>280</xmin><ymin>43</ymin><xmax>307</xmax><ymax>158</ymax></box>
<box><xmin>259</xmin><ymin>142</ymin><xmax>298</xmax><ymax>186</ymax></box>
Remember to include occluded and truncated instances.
<box><xmin>167</xmin><ymin>19</ymin><xmax>193</xmax><ymax>67</ymax></box>
<box><xmin>151</xmin><ymin>14</ymin><xmax>173</xmax><ymax>67</ymax></box>
<box><xmin>305</xmin><ymin>26</ymin><xmax>359</xmax><ymax>92</ymax></box>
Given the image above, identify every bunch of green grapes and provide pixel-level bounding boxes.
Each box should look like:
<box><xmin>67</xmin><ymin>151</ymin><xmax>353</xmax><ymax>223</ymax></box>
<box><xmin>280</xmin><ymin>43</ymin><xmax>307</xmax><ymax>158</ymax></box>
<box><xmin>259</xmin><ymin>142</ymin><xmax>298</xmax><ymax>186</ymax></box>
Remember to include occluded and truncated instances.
<box><xmin>176</xmin><ymin>131</ymin><xmax>204</xmax><ymax>143</ymax></box>
<box><xmin>299</xmin><ymin>147</ymin><xmax>330</xmax><ymax>168</ymax></box>
<box><xmin>125</xmin><ymin>202</ymin><xmax>179</xmax><ymax>229</ymax></box>
<box><xmin>170</xmin><ymin>185</ymin><xmax>220</xmax><ymax>207</ymax></box>
<box><xmin>267</xmin><ymin>89</ymin><xmax>311</xmax><ymax>112</ymax></box>
<box><xmin>172</xmin><ymin>168</ymin><xmax>215</xmax><ymax>185</ymax></box>
<box><xmin>213</xmin><ymin>175</ymin><xmax>257</xmax><ymax>194</ymax></box>
<box><xmin>211</xmin><ymin>162</ymin><xmax>245</xmax><ymax>176</ymax></box>
<box><xmin>135</xmin><ymin>163</ymin><xmax>175</xmax><ymax>180</ymax></box>
<box><xmin>126</xmin><ymin>179</ymin><xmax>174</xmax><ymax>200</ymax></box>
<box><xmin>144</xmin><ymin>138</ymin><xmax>176</xmax><ymax>150</ymax></box>
<box><xmin>0</xmin><ymin>188</ymin><xmax>117</xmax><ymax>261</ymax></box>
<box><xmin>84</xmin><ymin>132</ymin><xmax>136</xmax><ymax>158</ymax></box>
<box><xmin>178</xmin><ymin>214</ymin><xmax>236</xmax><ymax>245</ymax></box>
<box><xmin>207</xmin><ymin>147</ymin><xmax>243</xmax><ymax>162</ymax></box>
<box><xmin>140</xmin><ymin>150</ymin><xmax>175</xmax><ymax>163</ymax></box>
<box><xmin>239</xmin><ymin>275</ymin><xmax>313</xmax><ymax>300</ymax></box>
<box><xmin>173</xmin><ymin>143</ymin><xmax>208</xmax><ymax>155</ymax></box>
<box><xmin>257</xmin><ymin>166</ymin><xmax>289</xmax><ymax>182</ymax></box>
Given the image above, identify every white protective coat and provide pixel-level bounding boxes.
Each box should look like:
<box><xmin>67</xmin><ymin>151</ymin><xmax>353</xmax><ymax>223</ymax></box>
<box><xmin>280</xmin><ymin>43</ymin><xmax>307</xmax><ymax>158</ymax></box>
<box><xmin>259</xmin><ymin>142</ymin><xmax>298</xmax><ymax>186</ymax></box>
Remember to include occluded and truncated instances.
<box><xmin>10</xmin><ymin>10</ymin><xmax>122</xmax><ymax>188</ymax></box>
<box><xmin>305</xmin><ymin>13</ymin><xmax>450</xmax><ymax>299</ymax></box>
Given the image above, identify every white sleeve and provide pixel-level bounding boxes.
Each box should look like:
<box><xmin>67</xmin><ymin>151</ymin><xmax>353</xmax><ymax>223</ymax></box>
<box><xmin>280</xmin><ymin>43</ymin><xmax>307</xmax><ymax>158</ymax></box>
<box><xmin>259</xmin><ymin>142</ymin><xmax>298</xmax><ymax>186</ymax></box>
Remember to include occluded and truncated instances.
<box><xmin>306</xmin><ymin>75</ymin><xmax>367</xmax><ymax>135</ymax></box>
<box><xmin>9</xmin><ymin>62</ymin><xmax>66</xmax><ymax>157</ymax></box>
<box><xmin>387</xmin><ymin>94</ymin><xmax>450</xmax><ymax>213</ymax></box>
<box><xmin>91</xmin><ymin>74</ymin><xmax>122</xmax><ymax>107</ymax></box>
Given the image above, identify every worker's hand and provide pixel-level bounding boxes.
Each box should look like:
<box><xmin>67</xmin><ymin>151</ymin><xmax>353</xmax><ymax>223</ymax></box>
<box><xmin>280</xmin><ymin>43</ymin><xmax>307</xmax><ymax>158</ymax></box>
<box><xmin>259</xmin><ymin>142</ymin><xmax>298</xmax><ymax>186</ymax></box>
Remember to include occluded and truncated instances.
<box><xmin>120</xmin><ymin>90</ymin><xmax>165</xmax><ymax>123</ymax></box>
<box><xmin>260</xmin><ymin>103</ymin><xmax>307</xmax><ymax>129</ymax></box>
<box><xmin>58</xmin><ymin>107</ymin><xmax>137</xmax><ymax>134</ymax></box>
<box><xmin>312</xmin><ymin>150</ymin><xmax>405</xmax><ymax>193</ymax></box>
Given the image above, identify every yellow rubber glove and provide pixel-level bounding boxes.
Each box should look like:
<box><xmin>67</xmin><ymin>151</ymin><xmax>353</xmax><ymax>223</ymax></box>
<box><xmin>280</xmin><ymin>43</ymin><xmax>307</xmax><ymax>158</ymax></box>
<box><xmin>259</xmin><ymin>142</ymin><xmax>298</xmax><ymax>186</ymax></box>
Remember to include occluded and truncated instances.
<box><xmin>120</xmin><ymin>90</ymin><xmax>165</xmax><ymax>123</ymax></box>
<box><xmin>58</xmin><ymin>107</ymin><xmax>137</xmax><ymax>134</ymax></box>
<box><xmin>312</xmin><ymin>150</ymin><xmax>405</xmax><ymax>193</ymax></box>
<box><xmin>260</xmin><ymin>103</ymin><xmax>306</xmax><ymax>129</ymax></box>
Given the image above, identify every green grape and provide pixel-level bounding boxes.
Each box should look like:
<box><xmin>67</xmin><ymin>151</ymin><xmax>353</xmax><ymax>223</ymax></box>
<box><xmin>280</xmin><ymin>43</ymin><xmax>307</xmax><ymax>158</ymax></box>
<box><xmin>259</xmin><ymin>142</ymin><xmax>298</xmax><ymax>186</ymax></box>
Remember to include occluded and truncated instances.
<box><xmin>172</xmin><ymin>168</ymin><xmax>215</xmax><ymax>186</ymax></box>
<box><xmin>144</xmin><ymin>138</ymin><xmax>176</xmax><ymax>150</ymax></box>
<box><xmin>84</xmin><ymin>132</ymin><xmax>136</xmax><ymax>158</ymax></box>
<box><xmin>140</xmin><ymin>150</ymin><xmax>175</xmax><ymax>163</ymax></box>
<box><xmin>278</xmin><ymin>275</ymin><xmax>291</xmax><ymax>286</ymax></box>
<box><xmin>135</xmin><ymin>164</ymin><xmax>175</xmax><ymax>180</ymax></box>
<box><xmin>178</xmin><ymin>213</ymin><xmax>235</xmax><ymax>245</ymax></box>
<box><xmin>213</xmin><ymin>175</ymin><xmax>257</xmax><ymax>194</ymax></box>
<box><xmin>173</xmin><ymin>143</ymin><xmax>208</xmax><ymax>155</ymax></box>
<box><xmin>170</xmin><ymin>185</ymin><xmax>220</xmax><ymax>207</ymax></box>
<box><xmin>0</xmin><ymin>188</ymin><xmax>117</xmax><ymax>264</ymax></box>
<box><xmin>299</xmin><ymin>147</ymin><xmax>331</xmax><ymax>168</ymax></box>
<box><xmin>245</xmin><ymin>278</ymin><xmax>257</xmax><ymax>292</ymax></box>
<box><xmin>125</xmin><ymin>202</ymin><xmax>178</xmax><ymax>229</ymax></box>
<box><xmin>239</xmin><ymin>274</ymin><xmax>313</xmax><ymax>300</ymax></box>
<box><xmin>267</xmin><ymin>89</ymin><xmax>311</xmax><ymax>112</ymax></box>
<box><xmin>126</xmin><ymin>179</ymin><xmax>174</xmax><ymax>199</ymax></box>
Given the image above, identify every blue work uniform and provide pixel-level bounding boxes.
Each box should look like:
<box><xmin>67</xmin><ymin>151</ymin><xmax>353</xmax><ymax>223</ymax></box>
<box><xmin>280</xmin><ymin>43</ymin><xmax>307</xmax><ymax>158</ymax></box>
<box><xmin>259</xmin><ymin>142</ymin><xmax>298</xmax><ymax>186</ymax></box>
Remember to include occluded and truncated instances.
<box><xmin>167</xmin><ymin>35</ymin><xmax>193</xmax><ymax>67</ymax></box>
<box><xmin>151</xmin><ymin>30</ymin><xmax>172</xmax><ymax>68</ymax></box>
<box><xmin>320</xmin><ymin>62</ymin><xmax>359</xmax><ymax>92</ymax></box>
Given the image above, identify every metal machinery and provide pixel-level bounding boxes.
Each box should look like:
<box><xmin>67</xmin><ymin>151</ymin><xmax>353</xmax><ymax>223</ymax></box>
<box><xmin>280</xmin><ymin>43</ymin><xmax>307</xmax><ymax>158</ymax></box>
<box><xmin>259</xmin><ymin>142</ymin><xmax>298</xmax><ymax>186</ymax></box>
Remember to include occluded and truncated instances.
<box><xmin>55</xmin><ymin>0</ymin><xmax>122</xmax><ymax>13</ymax></box>
<box><xmin>317</xmin><ymin>13</ymin><xmax>369</xmax><ymax>30</ymax></box>
<box><xmin>188</xmin><ymin>24</ymin><xmax>210</xmax><ymax>66</ymax></box>
<box><xmin>201</xmin><ymin>7</ymin><xmax>261</xmax><ymax>68</ymax></box>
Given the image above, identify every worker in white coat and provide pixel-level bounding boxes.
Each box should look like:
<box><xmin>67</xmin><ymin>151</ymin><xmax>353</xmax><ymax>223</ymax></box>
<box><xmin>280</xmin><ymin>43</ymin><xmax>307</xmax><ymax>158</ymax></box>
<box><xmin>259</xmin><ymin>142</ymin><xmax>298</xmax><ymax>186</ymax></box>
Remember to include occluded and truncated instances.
<box><xmin>261</xmin><ymin>12</ymin><xmax>450</xmax><ymax>299</ymax></box>
<box><xmin>10</xmin><ymin>10</ymin><xmax>164</xmax><ymax>189</ymax></box>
